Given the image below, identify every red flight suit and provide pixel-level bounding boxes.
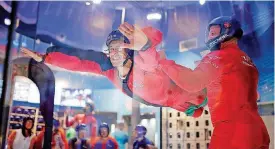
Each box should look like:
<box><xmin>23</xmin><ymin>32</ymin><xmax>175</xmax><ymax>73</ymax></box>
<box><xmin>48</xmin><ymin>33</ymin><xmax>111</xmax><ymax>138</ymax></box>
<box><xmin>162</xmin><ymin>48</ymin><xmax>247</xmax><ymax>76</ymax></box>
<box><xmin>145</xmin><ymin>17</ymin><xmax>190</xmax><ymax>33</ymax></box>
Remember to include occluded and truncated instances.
<box><xmin>43</xmin><ymin>27</ymin><xmax>206</xmax><ymax>114</ymax></box>
<box><xmin>159</xmin><ymin>42</ymin><xmax>270</xmax><ymax>149</ymax></box>
<box><xmin>91</xmin><ymin>136</ymin><xmax>119</xmax><ymax>149</ymax></box>
<box><xmin>66</xmin><ymin>114</ymin><xmax>97</xmax><ymax>138</ymax></box>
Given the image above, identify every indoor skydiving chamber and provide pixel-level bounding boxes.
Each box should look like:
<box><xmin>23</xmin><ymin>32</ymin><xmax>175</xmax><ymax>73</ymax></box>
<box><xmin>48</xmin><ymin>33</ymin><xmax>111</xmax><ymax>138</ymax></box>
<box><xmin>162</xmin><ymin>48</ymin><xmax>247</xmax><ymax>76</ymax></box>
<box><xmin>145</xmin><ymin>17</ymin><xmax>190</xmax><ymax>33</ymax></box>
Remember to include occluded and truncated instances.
<box><xmin>0</xmin><ymin>1</ymin><xmax>274</xmax><ymax>149</ymax></box>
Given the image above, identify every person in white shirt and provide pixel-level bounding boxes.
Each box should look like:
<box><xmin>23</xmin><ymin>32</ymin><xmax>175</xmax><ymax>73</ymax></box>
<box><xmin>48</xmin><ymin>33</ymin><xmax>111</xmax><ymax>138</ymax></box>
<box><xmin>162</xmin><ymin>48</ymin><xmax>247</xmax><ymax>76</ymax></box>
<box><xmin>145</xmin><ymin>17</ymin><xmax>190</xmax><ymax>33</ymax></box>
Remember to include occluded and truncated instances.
<box><xmin>8</xmin><ymin>117</ymin><xmax>36</xmax><ymax>149</ymax></box>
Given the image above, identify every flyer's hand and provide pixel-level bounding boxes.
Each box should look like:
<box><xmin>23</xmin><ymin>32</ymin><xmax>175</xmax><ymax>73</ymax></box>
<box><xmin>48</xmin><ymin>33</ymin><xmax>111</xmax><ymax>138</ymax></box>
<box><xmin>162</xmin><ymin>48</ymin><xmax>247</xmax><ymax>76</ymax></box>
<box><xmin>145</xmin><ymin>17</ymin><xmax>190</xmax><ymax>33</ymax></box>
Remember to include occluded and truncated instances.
<box><xmin>20</xmin><ymin>47</ymin><xmax>43</xmax><ymax>62</ymax></box>
<box><xmin>118</xmin><ymin>22</ymin><xmax>148</xmax><ymax>51</ymax></box>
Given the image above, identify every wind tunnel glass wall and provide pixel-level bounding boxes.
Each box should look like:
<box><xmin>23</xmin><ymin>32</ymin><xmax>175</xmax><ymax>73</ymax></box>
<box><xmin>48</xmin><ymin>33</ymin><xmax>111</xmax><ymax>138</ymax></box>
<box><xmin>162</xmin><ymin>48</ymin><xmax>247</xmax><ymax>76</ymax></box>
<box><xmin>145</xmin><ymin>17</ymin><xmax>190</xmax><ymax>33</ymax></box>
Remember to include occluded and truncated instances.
<box><xmin>0</xmin><ymin>1</ymin><xmax>274</xmax><ymax>149</ymax></box>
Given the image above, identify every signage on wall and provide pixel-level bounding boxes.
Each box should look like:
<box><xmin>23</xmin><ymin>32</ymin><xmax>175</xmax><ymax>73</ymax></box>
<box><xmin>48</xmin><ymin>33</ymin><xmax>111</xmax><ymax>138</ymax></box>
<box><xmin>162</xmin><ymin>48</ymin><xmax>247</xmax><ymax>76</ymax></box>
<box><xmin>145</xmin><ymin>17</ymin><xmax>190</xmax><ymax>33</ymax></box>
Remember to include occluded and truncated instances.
<box><xmin>13</xmin><ymin>81</ymin><xmax>30</xmax><ymax>102</ymax></box>
<box><xmin>60</xmin><ymin>88</ymin><xmax>92</xmax><ymax>107</ymax></box>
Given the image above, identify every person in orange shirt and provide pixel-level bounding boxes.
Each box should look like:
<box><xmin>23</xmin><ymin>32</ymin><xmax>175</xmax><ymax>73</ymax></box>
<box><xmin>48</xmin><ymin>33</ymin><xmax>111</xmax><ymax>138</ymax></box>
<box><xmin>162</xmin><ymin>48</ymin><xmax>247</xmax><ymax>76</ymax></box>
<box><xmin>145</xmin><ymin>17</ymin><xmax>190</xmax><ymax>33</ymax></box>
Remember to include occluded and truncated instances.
<box><xmin>65</xmin><ymin>99</ymin><xmax>97</xmax><ymax>139</ymax></box>
<box><xmin>91</xmin><ymin>123</ymin><xmax>118</xmax><ymax>149</ymax></box>
<box><xmin>34</xmin><ymin>119</ymin><xmax>68</xmax><ymax>149</ymax></box>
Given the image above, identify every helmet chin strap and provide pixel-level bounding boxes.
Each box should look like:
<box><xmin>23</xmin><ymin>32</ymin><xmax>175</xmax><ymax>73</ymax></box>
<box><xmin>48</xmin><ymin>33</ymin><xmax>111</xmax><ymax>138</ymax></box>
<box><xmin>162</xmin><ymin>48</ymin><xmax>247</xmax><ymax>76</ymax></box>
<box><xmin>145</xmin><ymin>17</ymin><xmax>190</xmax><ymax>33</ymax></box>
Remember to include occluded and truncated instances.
<box><xmin>123</xmin><ymin>58</ymin><xmax>129</xmax><ymax>66</ymax></box>
<box><xmin>136</xmin><ymin>135</ymin><xmax>145</xmax><ymax>141</ymax></box>
<box><xmin>206</xmin><ymin>33</ymin><xmax>230</xmax><ymax>51</ymax></box>
<box><xmin>122</xmin><ymin>54</ymin><xmax>132</xmax><ymax>66</ymax></box>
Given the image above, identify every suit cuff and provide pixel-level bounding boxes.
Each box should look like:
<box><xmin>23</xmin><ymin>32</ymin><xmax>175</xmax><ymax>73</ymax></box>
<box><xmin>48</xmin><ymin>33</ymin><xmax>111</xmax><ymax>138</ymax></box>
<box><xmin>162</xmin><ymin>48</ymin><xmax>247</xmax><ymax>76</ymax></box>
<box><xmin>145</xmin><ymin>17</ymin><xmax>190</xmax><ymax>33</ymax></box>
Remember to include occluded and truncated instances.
<box><xmin>140</xmin><ymin>39</ymin><xmax>152</xmax><ymax>51</ymax></box>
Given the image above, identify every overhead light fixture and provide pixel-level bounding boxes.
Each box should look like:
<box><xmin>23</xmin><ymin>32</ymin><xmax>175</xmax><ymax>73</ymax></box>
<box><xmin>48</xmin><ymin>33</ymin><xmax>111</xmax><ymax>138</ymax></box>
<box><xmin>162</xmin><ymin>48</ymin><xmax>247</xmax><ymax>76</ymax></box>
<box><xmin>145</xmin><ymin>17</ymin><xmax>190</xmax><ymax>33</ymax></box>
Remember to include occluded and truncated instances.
<box><xmin>4</xmin><ymin>18</ymin><xmax>11</xmax><ymax>26</ymax></box>
<box><xmin>93</xmin><ymin>0</ymin><xmax>102</xmax><ymax>4</ymax></box>
<box><xmin>199</xmin><ymin>0</ymin><xmax>206</xmax><ymax>5</ymax></box>
<box><xmin>146</xmin><ymin>12</ymin><xmax>162</xmax><ymax>20</ymax></box>
<box><xmin>85</xmin><ymin>1</ymin><xmax>91</xmax><ymax>5</ymax></box>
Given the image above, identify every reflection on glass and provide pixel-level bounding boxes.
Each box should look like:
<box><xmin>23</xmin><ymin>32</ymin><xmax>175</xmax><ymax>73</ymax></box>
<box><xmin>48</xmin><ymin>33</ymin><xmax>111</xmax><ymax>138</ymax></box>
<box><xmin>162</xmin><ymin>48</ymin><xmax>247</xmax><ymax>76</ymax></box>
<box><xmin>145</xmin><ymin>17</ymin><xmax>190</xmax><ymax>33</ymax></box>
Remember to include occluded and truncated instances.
<box><xmin>0</xmin><ymin>1</ymin><xmax>273</xmax><ymax>149</ymax></box>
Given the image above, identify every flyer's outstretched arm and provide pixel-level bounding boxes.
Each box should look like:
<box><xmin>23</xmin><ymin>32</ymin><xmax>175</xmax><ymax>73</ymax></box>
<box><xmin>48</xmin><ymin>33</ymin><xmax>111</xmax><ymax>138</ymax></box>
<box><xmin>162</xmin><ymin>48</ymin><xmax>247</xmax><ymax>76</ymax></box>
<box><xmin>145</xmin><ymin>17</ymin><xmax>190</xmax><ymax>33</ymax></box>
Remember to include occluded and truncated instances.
<box><xmin>21</xmin><ymin>46</ymin><xmax>113</xmax><ymax>75</ymax></box>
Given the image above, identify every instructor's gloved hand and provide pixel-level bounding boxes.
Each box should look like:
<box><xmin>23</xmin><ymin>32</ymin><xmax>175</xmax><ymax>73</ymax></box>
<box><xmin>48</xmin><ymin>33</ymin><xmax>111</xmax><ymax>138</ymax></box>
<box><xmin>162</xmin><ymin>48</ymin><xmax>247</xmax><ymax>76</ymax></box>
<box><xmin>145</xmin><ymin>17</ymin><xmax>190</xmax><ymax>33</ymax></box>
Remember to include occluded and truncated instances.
<box><xmin>185</xmin><ymin>94</ymin><xmax>208</xmax><ymax>118</ymax></box>
<box><xmin>193</xmin><ymin>107</ymin><xmax>204</xmax><ymax>118</ymax></box>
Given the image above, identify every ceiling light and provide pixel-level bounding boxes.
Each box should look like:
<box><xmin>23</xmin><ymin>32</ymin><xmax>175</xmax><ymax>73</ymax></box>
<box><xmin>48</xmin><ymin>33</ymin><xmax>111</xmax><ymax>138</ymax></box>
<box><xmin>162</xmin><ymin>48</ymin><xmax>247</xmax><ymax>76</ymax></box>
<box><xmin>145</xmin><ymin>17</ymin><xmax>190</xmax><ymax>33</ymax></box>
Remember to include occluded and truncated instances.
<box><xmin>146</xmin><ymin>13</ymin><xmax>162</xmax><ymax>20</ymax></box>
<box><xmin>93</xmin><ymin>0</ymin><xmax>101</xmax><ymax>4</ymax></box>
<box><xmin>199</xmin><ymin>0</ymin><xmax>206</xmax><ymax>5</ymax></box>
<box><xmin>4</xmin><ymin>18</ymin><xmax>11</xmax><ymax>26</ymax></box>
<box><xmin>85</xmin><ymin>2</ymin><xmax>91</xmax><ymax>5</ymax></box>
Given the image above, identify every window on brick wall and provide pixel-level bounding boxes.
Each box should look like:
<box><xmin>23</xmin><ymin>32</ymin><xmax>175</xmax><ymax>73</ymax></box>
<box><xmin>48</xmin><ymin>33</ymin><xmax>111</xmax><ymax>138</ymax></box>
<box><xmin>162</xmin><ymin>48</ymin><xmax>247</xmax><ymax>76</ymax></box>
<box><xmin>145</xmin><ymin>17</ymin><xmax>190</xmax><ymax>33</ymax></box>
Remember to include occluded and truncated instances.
<box><xmin>205</xmin><ymin>110</ymin><xmax>209</xmax><ymax>115</ymax></box>
<box><xmin>180</xmin><ymin>121</ymin><xmax>184</xmax><ymax>126</ymax></box>
<box><xmin>169</xmin><ymin>143</ymin><xmax>173</xmax><ymax>149</ymax></box>
<box><xmin>177</xmin><ymin>120</ymin><xmax>184</xmax><ymax>130</ymax></box>
<box><xmin>169</xmin><ymin>133</ymin><xmax>173</xmax><ymax>139</ymax></box>
<box><xmin>177</xmin><ymin>132</ymin><xmax>181</xmax><ymax>138</ymax></box>
<box><xmin>205</xmin><ymin>120</ymin><xmax>209</xmax><ymax>126</ymax></box>
<box><xmin>187</xmin><ymin>143</ymin><xmax>191</xmax><ymax>149</ymax></box>
<box><xmin>177</xmin><ymin>112</ymin><xmax>180</xmax><ymax>117</ymax></box>
<box><xmin>187</xmin><ymin>122</ymin><xmax>190</xmax><ymax>127</ymax></box>
<box><xmin>196</xmin><ymin>143</ymin><xmax>200</xmax><ymax>149</ymax></box>
<box><xmin>169</xmin><ymin>123</ymin><xmax>172</xmax><ymax>128</ymax></box>
<box><xmin>196</xmin><ymin>132</ymin><xmax>200</xmax><ymax>138</ymax></box>
<box><xmin>187</xmin><ymin>132</ymin><xmax>190</xmax><ymax>138</ymax></box>
<box><xmin>169</xmin><ymin>113</ymin><xmax>172</xmax><ymax>117</ymax></box>
<box><xmin>196</xmin><ymin>121</ymin><xmax>199</xmax><ymax>126</ymax></box>
<box><xmin>178</xmin><ymin>144</ymin><xmax>181</xmax><ymax>149</ymax></box>
<box><xmin>209</xmin><ymin>130</ymin><xmax>212</xmax><ymax>136</ymax></box>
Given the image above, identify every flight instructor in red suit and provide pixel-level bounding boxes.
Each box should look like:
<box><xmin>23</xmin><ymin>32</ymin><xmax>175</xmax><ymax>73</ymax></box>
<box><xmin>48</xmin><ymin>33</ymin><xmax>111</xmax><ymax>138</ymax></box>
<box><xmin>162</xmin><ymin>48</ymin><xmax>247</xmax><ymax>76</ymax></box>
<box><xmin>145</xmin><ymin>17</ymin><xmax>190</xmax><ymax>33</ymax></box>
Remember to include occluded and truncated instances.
<box><xmin>158</xmin><ymin>16</ymin><xmax>270</xmax><ymax>149</ymax></box>
<box><xmin>65</xmin><ymin>99</ymin><xmax>97</xmax><ymax>139</ymax></box>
